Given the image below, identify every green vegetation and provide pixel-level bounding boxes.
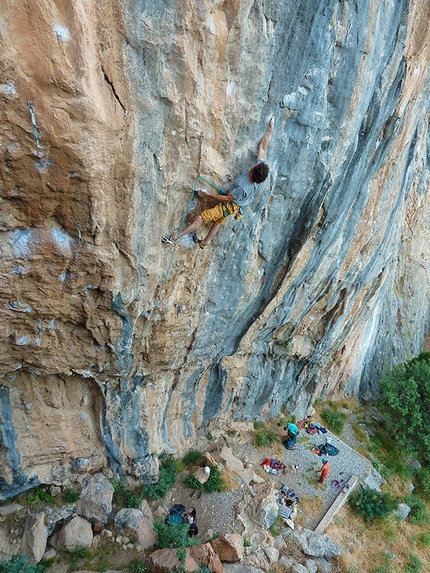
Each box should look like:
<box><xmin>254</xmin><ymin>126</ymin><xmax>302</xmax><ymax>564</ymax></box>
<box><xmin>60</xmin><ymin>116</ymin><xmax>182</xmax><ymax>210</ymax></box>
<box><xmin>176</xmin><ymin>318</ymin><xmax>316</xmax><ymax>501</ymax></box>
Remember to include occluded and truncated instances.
<box><xmin>127</xmin><ymin>559</ymin><xmax>147</xmax><ymax>573</ymax></box>
<box><xmin>404</xmin><ymin>495</ymin><xmax>429</xmax><ymax>524</ymax></box>
<box><xmin>67</xmin><ymin>547</ymin><xmax>90</xmax><ymax>570</ymax></box>
<box><xmin>404</xmin><ymin>552</ymin><xmax>423</xmax><ymax>573</ymax></box>
<box><xmin>141</xmin><ymin>456</ymin><xmax>178</xmax><ymax>500</ymax></box>
<box><xmin>183</xmin><ymin>449</ymin><xmax>204</xmax><ymax>467</ymax></box>
<box><xmin>320</xmin><ymin>408</ymin><xmax>346</xmax><ymax>434</ymax></box>
<box><xmin>19</xmin><ymin>486</ymin><xmax>57</xmax><ymax>507</ymax></box>
<box><xmin>153</xmin><ymin>519</ymin><xmax>199</xmax><ymax>549</ymax></box>
<box><xmin>380</xmin><ymin>352</ymin><xmax>430</xmax><ymax>466</ymax></box>
<box><xmin>268</xmin><ymin>515</ymin><xmax>282</xmax><ymax>536</ymax></box>
<box><xmin>183</xmin><ymin>464</ymin><xmax>225</xmax><ymax>493</ymax></box>
<box><xmin>252</xmin><ymin>424</ymin><xmax>279</xmax><ymax>447</ymax></box>
<box><xmin>62</xmin><ymin>488</ymin><xmax>80</xmax><ymax>504</ymax></box>
<box><xmin>110</xmin><ymin>477</ymin><xmax>139</xmax><ymax>509</ymax></box>
<box><xmin>349</xmin><ymin>487</ymin><xmax>397</xmax><ymax>523</ymax></box>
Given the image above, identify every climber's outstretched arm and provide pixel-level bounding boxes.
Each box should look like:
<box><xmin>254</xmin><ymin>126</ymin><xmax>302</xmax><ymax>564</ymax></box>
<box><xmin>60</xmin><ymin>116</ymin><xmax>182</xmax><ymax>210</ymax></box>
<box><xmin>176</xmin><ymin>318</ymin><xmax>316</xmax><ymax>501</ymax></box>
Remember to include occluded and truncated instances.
<box><xmin>257</xmin><ymin>117</ymin><xmax>274</xmax><ymax>160</ymax></box>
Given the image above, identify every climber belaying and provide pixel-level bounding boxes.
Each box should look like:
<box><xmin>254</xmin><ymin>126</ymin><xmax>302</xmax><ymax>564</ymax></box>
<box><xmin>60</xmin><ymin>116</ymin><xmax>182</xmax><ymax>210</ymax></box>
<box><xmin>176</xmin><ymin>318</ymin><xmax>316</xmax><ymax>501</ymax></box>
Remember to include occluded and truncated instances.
<box><xmin>162</xmin><ymin>117</ymin><xmax>274</xmax><ymax>248</ymax></box>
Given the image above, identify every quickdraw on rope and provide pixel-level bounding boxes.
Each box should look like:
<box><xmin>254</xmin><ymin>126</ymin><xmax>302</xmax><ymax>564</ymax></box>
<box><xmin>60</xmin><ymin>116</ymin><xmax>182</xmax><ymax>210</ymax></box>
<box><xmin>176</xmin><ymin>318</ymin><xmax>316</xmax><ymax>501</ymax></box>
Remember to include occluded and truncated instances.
<box><xmin>28</xmin><ymin>101</ymin><xmax>44</xmax><ymax>158</ymax></box>
<box><xmin>133</xmin><ymin>135</ymin><xmax>206</xmax><ymax>349</ymax></box>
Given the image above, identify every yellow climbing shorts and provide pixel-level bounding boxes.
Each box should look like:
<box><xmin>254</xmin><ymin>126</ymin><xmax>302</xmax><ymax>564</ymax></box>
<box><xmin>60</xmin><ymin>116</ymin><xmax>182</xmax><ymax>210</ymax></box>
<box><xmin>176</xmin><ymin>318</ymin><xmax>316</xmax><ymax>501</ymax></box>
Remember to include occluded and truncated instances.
<box><xmin>201</xmin><ymin>202</ymin><xmax>240</xmax><ymax>226</ymax></box>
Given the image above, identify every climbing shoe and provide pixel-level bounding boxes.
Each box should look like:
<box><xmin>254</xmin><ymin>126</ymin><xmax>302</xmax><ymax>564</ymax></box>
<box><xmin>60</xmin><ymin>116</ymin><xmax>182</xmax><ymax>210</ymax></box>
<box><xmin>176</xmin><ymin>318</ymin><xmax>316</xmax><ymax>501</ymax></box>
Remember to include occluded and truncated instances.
<box><xmin>197</xmin><ymin>239</ymin><xmax>206</xmax><ymax>249</ymax></box>
<box><xmin>162</xmin><ymin>235</ymin><xmax>176</xmax><ymax>245</ymax></box>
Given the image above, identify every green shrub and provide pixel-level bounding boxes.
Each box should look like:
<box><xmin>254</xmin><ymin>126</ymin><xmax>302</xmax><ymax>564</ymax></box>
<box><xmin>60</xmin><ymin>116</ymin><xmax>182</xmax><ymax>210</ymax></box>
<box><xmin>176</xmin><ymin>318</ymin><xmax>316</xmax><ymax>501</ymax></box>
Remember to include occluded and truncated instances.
<box><xmin>417</xmin><ymin>467</ymin><xmax>430</xmax><ymax>498</ymax></box>
<box><xmin>183</xmin><ymin>464</ymin><xmax>225</xmax><ymax>494</ymax></box>
<box><xmin>67</xmin><ymin>547</ymin><xmax>90</xmax><ymax>570</ymax></box>
<box><xmin>252</xmin><ymin>428</ymin><xmax>279</xmax><ymax>447</ymax></box>
<box><xmin>320</xmin><ymin>409</ymin><xmax>346</xmax><ymax>434</ymax></box>
<box><xmin>127</xmin><ymin>559</ymin><xmax>147</xmax><ymax>573</ymax></box>
<box><xmin>35</xmin><ymin>557</ymin><xmax>56</xmax><ymax>572</ymax></box>
<box><xmin>0</xmin><ymin>555</ymin><xmax>37</xmax><ymax>573</ymax></box>
<box><xmin>183</xmin><ymin>450</ymin><xmax>204</xmax><ymax>467</ymax></box>
<box><xmin>413</xmin><ymin>532</ymin><xmax>430</xmax><ymax>547</ymax></box>
<box><xmin>21</xmin><ymin>487</ymin><xmax>56</xmax><ymax>507</ymax></box>
<box><xmin>141</xmin><ymin>457</ymin><xmax>177</xmax><ymax>500</ymax></box>
<box><xmin>62</xmin><ymin>488</ymin><xmax>79</xmax><ymax>504</ymax></box>
<box><xmin>153</xmin><ymin>519</ymin><xmax>198</xmax><ymax>549</ymax></box>
<box><xmin>349</xmin><ymin>487</ymin><xmax>397</xmax><ymax>522</ymax></box>
<box><xmin>110</xmin><ymin>478</ymin><xmax>139</xmax><ymax>508</ymax></box>
<box><xmin>404</xmin><ymin>552</ymin><xmax>423</xmax><ymax>573</ymax></box>
<box><xmin>380</xmin><ymin>354</ymin><xmax>430</xmax><ymax>465</ymax></box>
<box><xmin>405</xmin><ymin>494</ymin><xmax>428</xmax><ymax>524</ymax></box>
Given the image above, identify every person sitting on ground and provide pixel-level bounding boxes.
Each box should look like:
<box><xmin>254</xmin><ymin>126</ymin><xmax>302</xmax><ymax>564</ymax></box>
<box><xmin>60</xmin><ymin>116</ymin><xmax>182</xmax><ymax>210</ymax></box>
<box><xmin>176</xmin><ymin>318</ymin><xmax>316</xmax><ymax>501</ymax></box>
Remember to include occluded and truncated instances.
<box><xmin>284</xmin><ymin>422</ymin><xmax>299</xmax><ymax>450</ymax></box>
<box><xmin>182</xmin><ymin>506</ymin><xmax>198</xmax><ymax>537</ymax></box>
<box><xmin>164</xmin><ymin>117</ymin><xmax>274</xmax><ymax>248</ymax></box>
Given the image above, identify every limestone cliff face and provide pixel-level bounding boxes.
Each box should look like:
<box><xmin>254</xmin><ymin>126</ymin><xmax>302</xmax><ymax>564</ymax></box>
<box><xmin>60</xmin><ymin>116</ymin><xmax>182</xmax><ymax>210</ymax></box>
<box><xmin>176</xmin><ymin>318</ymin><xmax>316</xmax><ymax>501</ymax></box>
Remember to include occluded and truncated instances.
<box><xmin>1</xmin><ymin>0</ymin><xmax>430</xmax><ymax>496</ymax></box>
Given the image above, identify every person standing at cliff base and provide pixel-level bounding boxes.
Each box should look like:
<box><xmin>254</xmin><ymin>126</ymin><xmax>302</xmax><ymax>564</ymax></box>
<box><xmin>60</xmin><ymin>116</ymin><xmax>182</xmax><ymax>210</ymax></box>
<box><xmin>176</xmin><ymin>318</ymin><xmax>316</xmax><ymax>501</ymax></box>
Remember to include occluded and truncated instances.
<box><xmin>316</xmin><ymin>458</ymin><xmax>330</xmax><ymax>484</ymax></box>
<box><xmin>162</xmin><ymin>118</ymin><xmax>274</xmax><ymax>248</ymax></box>
<box><xmin>284</xmin><ymin>422</ymin><xmax>299</xmax><ymax>450</ymax></box>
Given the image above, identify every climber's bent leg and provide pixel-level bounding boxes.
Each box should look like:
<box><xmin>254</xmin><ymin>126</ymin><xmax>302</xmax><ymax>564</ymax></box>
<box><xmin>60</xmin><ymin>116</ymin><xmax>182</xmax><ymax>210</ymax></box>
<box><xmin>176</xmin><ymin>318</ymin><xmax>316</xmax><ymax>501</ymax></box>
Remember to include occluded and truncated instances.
<box><xmin>201</xmin><ymin>223</ymin><xmax>220</xmax><ymax>245</ymax></box>
<box><xmin>177</xmin><ymin>215</ymin><xmax>204</xmax><ymax>239</ymax></box>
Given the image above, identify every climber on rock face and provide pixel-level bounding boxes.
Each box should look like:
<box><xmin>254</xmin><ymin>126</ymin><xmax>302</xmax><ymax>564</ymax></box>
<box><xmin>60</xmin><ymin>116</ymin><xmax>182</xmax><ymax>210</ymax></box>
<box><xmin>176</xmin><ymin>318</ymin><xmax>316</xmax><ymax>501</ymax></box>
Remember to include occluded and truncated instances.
<box><xmin>163</xmin><ymin>117</ymin><xmax>274</xmax><ymax>248</ymax></box>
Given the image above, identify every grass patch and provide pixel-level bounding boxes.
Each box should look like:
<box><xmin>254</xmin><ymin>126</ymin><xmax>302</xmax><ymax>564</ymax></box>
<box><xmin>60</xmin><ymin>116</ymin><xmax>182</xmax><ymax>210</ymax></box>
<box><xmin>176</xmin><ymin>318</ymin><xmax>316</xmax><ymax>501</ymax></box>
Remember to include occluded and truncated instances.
<box><xmin>17</xmin><ymin>486</ymin><xmax>57</xmax><ymax>507</ymax></box>
<box><xmin>320</xmin><ymin>408</ymin><xmax>346</xmax><ymax>434</ymax></box>
<box><xmin>62</xmin><ymin>488</ymin><xmax>79</xmax><ymax>504</ymax></box>
<box><xmin>252</xmin><ymin>426</ymin><xmax>279</xmax><ymax>448</ymax></box>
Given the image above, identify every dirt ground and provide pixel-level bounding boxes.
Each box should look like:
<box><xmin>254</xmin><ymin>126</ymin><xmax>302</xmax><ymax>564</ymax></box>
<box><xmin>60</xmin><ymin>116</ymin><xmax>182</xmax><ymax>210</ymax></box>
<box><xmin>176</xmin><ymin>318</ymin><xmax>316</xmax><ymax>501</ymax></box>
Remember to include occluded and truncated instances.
<box><xmin>153</xmin><ymin>409</ymin><xmax>376</xmax><ymax>540</ymax></box>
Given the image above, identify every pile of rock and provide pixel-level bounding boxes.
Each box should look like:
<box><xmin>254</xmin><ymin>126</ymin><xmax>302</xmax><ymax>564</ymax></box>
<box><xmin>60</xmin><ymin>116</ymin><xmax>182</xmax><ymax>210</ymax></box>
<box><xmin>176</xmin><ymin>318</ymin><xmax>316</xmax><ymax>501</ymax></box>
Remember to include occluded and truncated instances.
<box><xmin>0</xmin><ymin>472</ymin><xmax>155</xmax><ymax>565</ymax></box>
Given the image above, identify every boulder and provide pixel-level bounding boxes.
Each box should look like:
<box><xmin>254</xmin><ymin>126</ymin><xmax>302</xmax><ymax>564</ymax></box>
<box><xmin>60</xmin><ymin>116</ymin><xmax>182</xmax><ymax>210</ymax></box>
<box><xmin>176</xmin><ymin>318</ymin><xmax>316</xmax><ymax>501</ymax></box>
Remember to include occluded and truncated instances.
<box><xmin>220</xmin><ymin>447</ymin><xmax>244</xmax><ymax>473</ymax></box>
<box><xmin>292</xmin><ymin>564</ymin><xmax>310</xmax><ymax>573</ymax></box>
<box><xmin>78</xmin><ymin>473</ymin><xmax>114</xmax><ymax>524</ymax></box>
<box><xmin>306</xmin><ymin>559</ymin><xmax>318</xmax><ymax>573</ymax></box>
<box><xmin>291</xmin><ymin>529</ymin><xmax>342</xmax><ymax>559</ymax></box>
<box><xmin>51</xmin><ymin>516</ymin><xmax>93</xmax><ymax>551</ymax></box>
<box><xmin>138</xmin><ymin>499</ymin><xmax>153</xmax><ymax>520</ymax></box>
<box><xmin>114</xmin><ymin>507</ymin><xmax>156</xmax><ymax>550</ymax></box>
<box><xmin>315</xmin><ymin>558</ymin><xmax>333</xmax><ymax>573</ymax></box>
<box><xmin>242</xmin><ymin>549</ymin><xmax>270</xmax><ymax>570</ymax></box>
<box><xmin>273</xmin><ymin>535</ymin><xmax>286</xmax><ymax>550</ymax></box>
<box><xmin>236</xmin><ymin>482</ymin><xmax>278</xmax><ymax>531</ymax></box>
<box><xmin>193</xmin><ymin>466</ymin><xmax>210</xmax><ymax>484</ymax></box>
<box><xmin>190</xmin><ymin>542</ymin><xmax>223</xmax><ymax>573</ymax></box>
<box><xmin>20</xmin><ymin>512</ymin><xmax>48</xmax><ymax>564</ymax></box>
<box><xmin>394</xmin><ymin>503</ymin><xmax>411</xmax><ymax>520</ymax></box>
<box><xmin>210</xmin><ymin>534</ymin><xmax>244</xmax><ymax>562</ymax></box>
<box><xmin>148</xmin><ymin>548</ymin><xmax>198</xmax><ymax>573</ymax></box>
<box><xmin>263</xmin><ymin>546</ymin><xmax>279</xmax><ymax>564</ymax></box>
<box><xmin>45</xmin><ymin>504</ymin><xmax>77</xmax><ymax>535</ymax></box>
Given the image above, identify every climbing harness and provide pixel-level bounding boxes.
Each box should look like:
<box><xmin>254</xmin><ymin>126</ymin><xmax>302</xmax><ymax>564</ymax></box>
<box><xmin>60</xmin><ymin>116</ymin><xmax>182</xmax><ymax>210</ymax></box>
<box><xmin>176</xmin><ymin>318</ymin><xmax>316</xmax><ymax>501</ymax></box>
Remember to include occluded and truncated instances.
<box><xmin>28</xmin><ymin>101</ymin><xmax>44</xmax><ymax>158</ymax></box>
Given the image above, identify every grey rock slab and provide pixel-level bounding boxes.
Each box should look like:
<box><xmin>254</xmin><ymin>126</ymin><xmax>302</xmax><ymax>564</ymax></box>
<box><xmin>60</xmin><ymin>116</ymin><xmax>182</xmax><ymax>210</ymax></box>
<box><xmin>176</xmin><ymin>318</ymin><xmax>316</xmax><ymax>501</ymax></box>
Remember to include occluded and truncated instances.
<box><xmin>78</xmin><ymin>473</ymin><xmax>114</xmax><ymax>524</ymax></box>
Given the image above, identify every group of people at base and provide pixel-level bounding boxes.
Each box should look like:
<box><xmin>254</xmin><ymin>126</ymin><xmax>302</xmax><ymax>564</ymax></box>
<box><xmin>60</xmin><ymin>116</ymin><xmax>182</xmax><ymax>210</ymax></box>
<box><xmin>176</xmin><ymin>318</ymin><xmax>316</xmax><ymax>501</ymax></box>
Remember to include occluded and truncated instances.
<box><xmin>165</xmin><ymin>504</ymin><xmax>198</xmax><ymax>537</ymax></box>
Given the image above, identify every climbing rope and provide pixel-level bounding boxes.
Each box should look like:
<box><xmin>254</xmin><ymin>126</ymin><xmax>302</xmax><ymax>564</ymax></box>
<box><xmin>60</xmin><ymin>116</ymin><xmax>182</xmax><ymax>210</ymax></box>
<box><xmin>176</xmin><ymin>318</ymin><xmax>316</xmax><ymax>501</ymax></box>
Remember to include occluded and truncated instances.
<box><xmin>133</xmin><ymin>135</ymin><xmax>219</xmax><ymax>349</ymax></box>
<box><xmin>27</xmin><ymin>101</ymin><xmax>44</xmax><ymax>158</ymax></box>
